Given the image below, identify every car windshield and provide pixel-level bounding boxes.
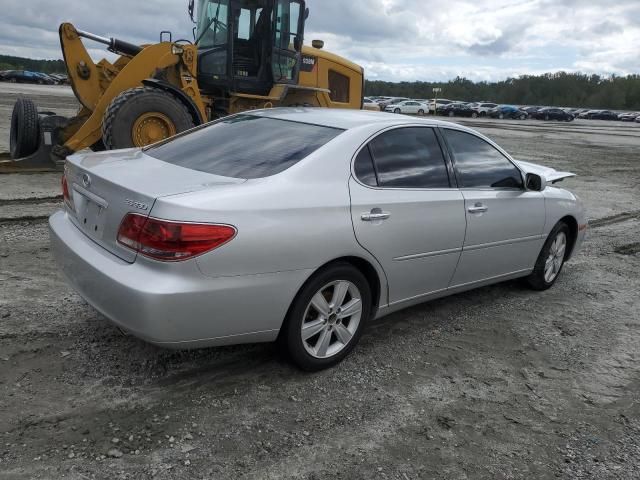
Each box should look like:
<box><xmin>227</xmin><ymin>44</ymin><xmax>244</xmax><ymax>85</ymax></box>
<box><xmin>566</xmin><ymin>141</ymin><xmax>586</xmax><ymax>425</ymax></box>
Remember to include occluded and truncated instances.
<box><xmin>146</xmin><ymin>115</ymin><xmax>344</xmax><ymax>179</ymax></box>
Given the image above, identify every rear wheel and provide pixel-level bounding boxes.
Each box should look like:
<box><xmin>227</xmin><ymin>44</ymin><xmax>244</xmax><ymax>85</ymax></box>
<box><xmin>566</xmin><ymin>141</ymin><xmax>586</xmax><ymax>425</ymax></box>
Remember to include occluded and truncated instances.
<box><xmin>418</xmin><ymin>109</ymin><xmax>425</xmax><ymax>116</ymax></box>
<box><xmin>279</xmin><ymin>263</ymin><xmax>372</xmax><ymax>371</ymax></box>
<box><xmin>394</xmin><ymin>108</ymin><xmax>401</xmax><ymax>114</ymax></box>
<box><xmin>10</xmin><ymin>97</ymin><xmax>39</xmax><ymax>158</ymax></box>
<box><xmin>526</xmin><ymin>222</ymin><xmax>570</xmax><ymax>290</ymax></box>
<box><xmin>471</xmin><ymin>111</ymin><xmax>478</xmax><ymax>118</ymax></box>
<box><xmin>102</xmin><ymin>87</ymin><xmax>195</xmax><ymax>150</ymax></box>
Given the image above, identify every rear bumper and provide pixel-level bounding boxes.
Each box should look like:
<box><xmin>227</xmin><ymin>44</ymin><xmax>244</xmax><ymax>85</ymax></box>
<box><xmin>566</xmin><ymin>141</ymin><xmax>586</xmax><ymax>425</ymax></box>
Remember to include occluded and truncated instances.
<box><xmin>49</xmin><ymin>210</ymin><xmax>312</xmax><ymax>348</ymax></box>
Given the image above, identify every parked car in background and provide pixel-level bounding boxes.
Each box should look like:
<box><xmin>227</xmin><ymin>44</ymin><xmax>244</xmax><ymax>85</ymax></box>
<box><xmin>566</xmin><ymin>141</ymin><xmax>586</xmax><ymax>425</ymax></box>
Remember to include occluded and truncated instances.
<box><xmin>33</xmin><ymin>72</ymin><xmax>57</xmax><ymax>85</ymax></box>
<box><xmin>523</xmin><ymin>106</ymin><xmax>542</xmax><ymax>115</ymax></box>
<box><xmin>618</xmin><ymin>112</ymin><xmax>640</xmax><ymax>122</ymax></box>
<box><xmin>532</xmin><ymin>107</ymin><xmax>574</xmax><ymax>122</ymax></box>
<box><xmin>49</xmin><ymin>108</ymin><xmax>586</xmax><ymax>370</ymax></box>
<box><xmin>385</xmin><ymin>100</ymin><xmax>428</xmax><ymax>115</ymax></box>
<box><xmin>362</xmin><ymin>97</ymin><xmax>381</xmax><ymax>112</ymax></box>
<box><xmin>488</xmin><ymin>105</ymin><xmax>528</xmax><ymax>120</ymax></box>
<box><xmin>440</xmin><ymin>103</ymin><xmax>475</xmax><ymax>117</ymax></box>
<box><xmin>378</xmin><ymin>97</ymin><xmax>409</xmax><ymax>110</ymax></box>
<box><xmin>1</xmin><ymin>70</ymin><xmax>54</xmax><ymax>84</ymax></box>
<box><xmin>469</xmin><ymin>102</ymin><xmax>498</xmax><ymax>117</ymax></box>
<box><xmin>428</xmin><ymin>98</ymin><xmax>453</xmax><ymax>113</ymax></box>
<box><xmin>578</xmin><ymin>110</ymin><xmax>620</xmax><ymax>120</ymax></box>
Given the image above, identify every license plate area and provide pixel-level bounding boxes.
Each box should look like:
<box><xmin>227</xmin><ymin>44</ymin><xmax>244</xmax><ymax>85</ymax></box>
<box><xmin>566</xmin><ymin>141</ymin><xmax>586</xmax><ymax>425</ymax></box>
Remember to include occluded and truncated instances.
<box><xmin>72</xmin><ymin>188</ymin><xmax>108</xmax><ymax>240</ymax></box>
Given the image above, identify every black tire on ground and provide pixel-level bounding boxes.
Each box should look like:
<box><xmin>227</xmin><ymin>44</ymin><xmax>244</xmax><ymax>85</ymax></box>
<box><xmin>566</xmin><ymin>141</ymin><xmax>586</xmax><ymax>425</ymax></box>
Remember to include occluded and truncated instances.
<box><xmin>278</xmin><ymin>263</ymin><xmax>372</xmax><ymax>371</ymax></box>
<box><xmin>519</xmin><ymin>114</ymin><xmax>526</xmax><ymax>120</ymax></box>
<box><xmin>394</xmin><ymin>108</ymin><xmax>401</xmax><ymax>114</ymax></box>
<box><xmin>471</xmin><ymin>112</ymin><xmax>478</xmax><ymax>118</ymax></box>
<box><xmin>525</xmin><ymin>221</ymin><xmax>570</xmax><ymax>291</ymax></box>
<box><xmin>102</xmin><ymin>86</ymin><xmax>195</xmax><ymax>150</ymax></box>
<box><xmin>418</xmin><ymin>109</ymin><xmax>424</xmax><ymax>115</ymax></box>
<box><xmin>9</xmin><ymin>97</ymin><xmax>40</xmax><ymax>159</ymax></box>
<box><xmin>499</xmin><ymin>113</ymin><xmax>505</xmax><ymax>119</ymax></box>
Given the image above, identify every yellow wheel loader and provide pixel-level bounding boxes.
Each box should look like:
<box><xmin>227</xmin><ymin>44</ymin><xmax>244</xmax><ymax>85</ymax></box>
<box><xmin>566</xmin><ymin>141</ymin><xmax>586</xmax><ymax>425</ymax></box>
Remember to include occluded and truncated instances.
<box><xmin>7</xmin><ymin>0</ymin><xmax>364</xmax><ymax>170</ymax></box>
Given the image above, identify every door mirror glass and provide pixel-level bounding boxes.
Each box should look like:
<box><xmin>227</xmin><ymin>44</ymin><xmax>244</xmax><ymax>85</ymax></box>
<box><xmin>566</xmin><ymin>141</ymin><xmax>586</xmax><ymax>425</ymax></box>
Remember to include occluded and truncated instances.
<box><xmin>525</xmin><ymin>172</ymin><xmax>546</xmax><ymax>191</ymax></box>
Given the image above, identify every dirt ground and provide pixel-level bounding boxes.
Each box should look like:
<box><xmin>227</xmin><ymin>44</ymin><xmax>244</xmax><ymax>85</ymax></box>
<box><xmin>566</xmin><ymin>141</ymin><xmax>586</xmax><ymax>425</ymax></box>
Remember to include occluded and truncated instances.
<box><xmin>1</xmin><ymin>84</ymin><xmax>639</xmax><ymax>479</ymax></box>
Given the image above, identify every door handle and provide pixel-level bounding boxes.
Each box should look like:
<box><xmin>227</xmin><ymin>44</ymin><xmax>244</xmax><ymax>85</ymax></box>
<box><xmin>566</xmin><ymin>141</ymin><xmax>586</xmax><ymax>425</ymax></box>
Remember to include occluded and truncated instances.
<box><xmin>361</xmin><ymin>211</ymin><xmax>391</xmax><ymax>221</ymax></box>
<box><xmin>467</xmin><ymin>203</ymin><xmax>488</xmax><ymax>214</ymax></box>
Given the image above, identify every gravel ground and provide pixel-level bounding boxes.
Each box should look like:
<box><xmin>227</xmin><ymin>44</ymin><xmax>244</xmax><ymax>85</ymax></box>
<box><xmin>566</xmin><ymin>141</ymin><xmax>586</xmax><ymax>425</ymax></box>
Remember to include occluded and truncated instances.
<box><xmin>0</xmin><ymin>85</ymin><xmax>639</xmax><ymax>479</ymax></box>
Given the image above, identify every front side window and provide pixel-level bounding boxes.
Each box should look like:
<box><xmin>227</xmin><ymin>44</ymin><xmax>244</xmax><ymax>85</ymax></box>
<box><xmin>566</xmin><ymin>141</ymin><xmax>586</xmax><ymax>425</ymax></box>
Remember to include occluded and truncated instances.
<box><xmin>146</xmin><ymin>115</ymin><xmax>343</xmax><ymax>179</ymax></box>
<box><xmin>328</xmin><ymin>70</ymin><xmax>350</xmax><ymax>103</ymax></box>
<box><xmin>443</xmin><ymin>129</ymin><xmax>523</xmax><ymax>189</ymax></box>
<box><xmin>365</xmin><ymin>127</ymin><xmax>450</xmax><ymax>188</ymax></box>
<box><xmin>196</xmin><ymin>0</ymin><xmax>229</xmax><ymax>49</ymax></box>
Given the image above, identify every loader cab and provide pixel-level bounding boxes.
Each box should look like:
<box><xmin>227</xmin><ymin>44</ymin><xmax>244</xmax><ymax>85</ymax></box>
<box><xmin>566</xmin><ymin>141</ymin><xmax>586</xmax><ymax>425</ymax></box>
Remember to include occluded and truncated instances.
<box><xmin>195</xmin><ymin>0</ymin><xmax>306</xmax><ymax>98</ymax></box>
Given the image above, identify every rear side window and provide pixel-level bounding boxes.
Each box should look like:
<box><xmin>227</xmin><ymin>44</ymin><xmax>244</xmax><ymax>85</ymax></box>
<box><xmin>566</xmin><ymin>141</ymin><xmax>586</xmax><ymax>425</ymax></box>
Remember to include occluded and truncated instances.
<box><xmin>443</xmin><ymin>129</ymin><xmax>523</xmax><ymax>189</ymax></box>
<box><xmin>353</xmin><ymin>146</ymin><xmax>377</xmax><ymax>187</ymax></box>
<box><xmin>365</xmin><ymin>127</ymin><xmax>450</xmax><ymax>188</ymax></box>
<box><xmin>146</xmin><ymin>115</ymin><xmax>343</xmax><ymax>179</ymax></box>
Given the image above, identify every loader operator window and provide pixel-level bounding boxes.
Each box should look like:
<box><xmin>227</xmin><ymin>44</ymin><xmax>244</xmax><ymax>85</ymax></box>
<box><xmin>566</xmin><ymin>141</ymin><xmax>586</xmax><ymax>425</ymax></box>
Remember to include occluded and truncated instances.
<box><xmin>329</xmin><ymin>70</ymin><xmax>350</xmax><ymax>103</ymax></box>
<box><xmin>196</xmin><ymin>0</ymin><xmax>229</xmax><ymax>49</ymax></box>
<box><xmin>272</xmin><ymin>0</ymin><xmax>303</xmax><ymax>81</ymax></box>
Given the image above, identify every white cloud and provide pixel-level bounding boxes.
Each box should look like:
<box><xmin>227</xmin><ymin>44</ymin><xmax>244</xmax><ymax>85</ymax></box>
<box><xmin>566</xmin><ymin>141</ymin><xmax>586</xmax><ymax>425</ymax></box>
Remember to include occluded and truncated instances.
<box><xmin>0</xmin><ymin>0</ymin><xmax>638</xmax><ymax>81</ymax></box>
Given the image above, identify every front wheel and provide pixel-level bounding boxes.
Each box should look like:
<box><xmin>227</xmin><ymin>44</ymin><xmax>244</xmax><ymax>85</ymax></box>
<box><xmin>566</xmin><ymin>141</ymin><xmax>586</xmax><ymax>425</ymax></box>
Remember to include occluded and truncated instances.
<box><xmin>279</xmin><ymin>263</ymin><xmax>372</xmax><ymax>371</ymax></box>
<box><xmin>526</xmin><ymin>222</ymin><xmax>570</xmax><ymax>290</ymax></box>
<box><xmin>471</xmin><ymin>111</ymin><xmax>478</xmax><ymax>118</ymax></box>
<box><xmin>102</xmin><ymin>86</ymin><xmax>195</xmax><ymax>150</ymax></box>
<box><xmin>394</xmin><ymin>108</ymin><xmax>401</xmax><ymax>114</ymax></box>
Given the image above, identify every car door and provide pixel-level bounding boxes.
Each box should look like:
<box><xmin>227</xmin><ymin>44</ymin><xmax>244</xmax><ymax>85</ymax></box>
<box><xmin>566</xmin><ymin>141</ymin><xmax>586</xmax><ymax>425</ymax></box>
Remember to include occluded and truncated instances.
<box><xmin>441</xmin><ymin>128</ymin><xmax>546</xmax><ymax>287</ymax></box>
<box><xmin>349</xmin><ymin>126</ymin><xmax>466</xmax><ymax>304</ymax></box>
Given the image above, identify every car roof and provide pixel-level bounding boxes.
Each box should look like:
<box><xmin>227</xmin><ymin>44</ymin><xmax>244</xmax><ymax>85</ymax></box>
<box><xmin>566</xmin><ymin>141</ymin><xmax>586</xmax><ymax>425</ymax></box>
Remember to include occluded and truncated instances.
<box><xmin>249</xmin><ymin>107</ymin><xmax>471</xmax><ymax>131</ymax></box>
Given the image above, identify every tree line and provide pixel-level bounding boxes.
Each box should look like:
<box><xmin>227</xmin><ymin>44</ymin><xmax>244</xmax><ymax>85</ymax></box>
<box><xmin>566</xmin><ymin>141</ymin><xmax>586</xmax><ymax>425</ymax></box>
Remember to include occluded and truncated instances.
<box><xmin>366</xmin><ymin>72</ymin><xmax>640</xmax><ymax>110</ymax></box>
<box><xmin>0</xmin><ymin>55</ymin><xmax>67</xmax><ymax>74</ymax></box>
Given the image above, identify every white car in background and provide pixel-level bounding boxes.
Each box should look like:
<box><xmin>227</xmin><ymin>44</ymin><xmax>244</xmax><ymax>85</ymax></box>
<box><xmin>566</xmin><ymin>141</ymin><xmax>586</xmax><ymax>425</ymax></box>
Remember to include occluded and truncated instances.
<box><xmin>469</xmin><ymin>102</ymin><xmax>499</xmax><ymax>117</ymax></box>
<box><xmin>384</xmin><ymin>100</ymin><xmax>428</xmax><ymax>115</ymax></box>
<box><xmin>362</xmin><ymin>97</ymin><xmax>381</xmax><ymax>111</ymax></box>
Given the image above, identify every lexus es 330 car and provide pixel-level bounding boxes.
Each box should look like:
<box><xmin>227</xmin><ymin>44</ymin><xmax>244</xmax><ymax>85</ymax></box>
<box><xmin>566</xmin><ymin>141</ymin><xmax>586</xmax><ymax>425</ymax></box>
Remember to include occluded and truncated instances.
<box><xmin>50</xmin><ymin>109</ymin><xmax>587</xmax><ymax>370</ymax></box>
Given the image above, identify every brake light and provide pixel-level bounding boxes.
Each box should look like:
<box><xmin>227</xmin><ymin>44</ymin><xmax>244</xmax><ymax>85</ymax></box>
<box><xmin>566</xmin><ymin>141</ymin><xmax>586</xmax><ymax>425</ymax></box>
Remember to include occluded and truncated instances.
<box><xmin>117</xmin><ymin>213</ymin><xmax>236</xmax><ymax>261</ymax></box>
<box><xmin>61</xmin><ymin>174</ymin><xmax>74</xmax><ymax>211</ymax></box>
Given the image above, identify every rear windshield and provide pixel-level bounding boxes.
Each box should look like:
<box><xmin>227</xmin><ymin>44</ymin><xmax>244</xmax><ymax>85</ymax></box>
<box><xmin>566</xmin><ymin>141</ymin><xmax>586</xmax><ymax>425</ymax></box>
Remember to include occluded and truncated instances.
<box><xmin>146</xmin><ymin>115</ymin><xmax>343</xmax><ymax>179</ymax></box>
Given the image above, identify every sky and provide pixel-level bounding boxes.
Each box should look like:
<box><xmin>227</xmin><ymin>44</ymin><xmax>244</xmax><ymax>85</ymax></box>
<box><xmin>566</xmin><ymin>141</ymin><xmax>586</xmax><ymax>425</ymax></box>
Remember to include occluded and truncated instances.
<box><xmin>0</xmin><ymin>0</ymin><xmax>638</xmax><ymax>82</ymax></box>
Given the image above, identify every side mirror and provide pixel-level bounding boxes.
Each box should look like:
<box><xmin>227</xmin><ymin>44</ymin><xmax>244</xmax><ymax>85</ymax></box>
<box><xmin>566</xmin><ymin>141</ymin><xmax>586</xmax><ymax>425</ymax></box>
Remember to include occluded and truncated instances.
<box><xmin>525</xmin><ymin>172</ymin><xmax>546</xmax><ymax>192</ymax></box>
<box><xmin>293</xmin><ymin>36</ymin><xmax>302</xmax><ymax>51</ymax></box>
<box><xmin>305</xmin><ymin>7</ymin><xmax>310</xmax><ymax>20</ymax></box>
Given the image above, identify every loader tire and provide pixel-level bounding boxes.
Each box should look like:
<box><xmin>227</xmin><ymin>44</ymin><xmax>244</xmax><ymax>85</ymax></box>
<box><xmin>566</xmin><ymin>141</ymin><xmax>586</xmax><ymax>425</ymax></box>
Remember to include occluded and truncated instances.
<box><xmin>102</xmin><ymin>87</ymin><xmax>195</xmax><ymax>150</ymax></box>
<box><xmin>10</xmin><ymin>97</ymin><xmax>40</xmax><ymax>159</ymax></box>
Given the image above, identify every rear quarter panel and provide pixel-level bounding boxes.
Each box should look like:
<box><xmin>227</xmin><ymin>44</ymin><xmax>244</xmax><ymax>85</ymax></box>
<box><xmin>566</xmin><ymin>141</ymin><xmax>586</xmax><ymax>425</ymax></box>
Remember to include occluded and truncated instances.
<box><xmin>148</xmin><ymin>127</ymin><xmax>389</xmax><ymax>303</ymax></box>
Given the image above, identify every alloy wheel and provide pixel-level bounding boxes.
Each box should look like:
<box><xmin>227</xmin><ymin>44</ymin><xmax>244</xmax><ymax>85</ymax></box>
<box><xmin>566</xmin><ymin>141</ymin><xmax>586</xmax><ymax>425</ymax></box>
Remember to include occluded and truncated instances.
<box><xmin>544</xmin><ymin>231</ymin><xmax>567</xmax><ymax>283</ymax></box>
<box><xmin>301</xmin><ymin>280</ymin><xmax>362</xmax><ymax>359</ymax></box>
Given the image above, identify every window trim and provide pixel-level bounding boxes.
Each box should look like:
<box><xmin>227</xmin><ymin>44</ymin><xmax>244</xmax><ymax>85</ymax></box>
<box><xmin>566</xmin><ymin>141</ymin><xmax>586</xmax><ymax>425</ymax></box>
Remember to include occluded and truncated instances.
<box><xmin>438</xmin><ymin>126</ymin><xmax>526</xmax><ymax>191</ymax></box>
<box><xmin>350</xmin><ymin>125</ymin><xmax>455</xmax><ymax>191</ymax></box>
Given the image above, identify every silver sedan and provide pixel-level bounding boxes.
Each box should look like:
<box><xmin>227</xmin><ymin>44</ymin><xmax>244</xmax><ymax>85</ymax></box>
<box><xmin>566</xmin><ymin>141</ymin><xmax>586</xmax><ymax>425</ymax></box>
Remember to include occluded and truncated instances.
<box><xmin>50</xmin><ymin>108</ymin><xmax>588</xmax><ymax>370</ymax></box>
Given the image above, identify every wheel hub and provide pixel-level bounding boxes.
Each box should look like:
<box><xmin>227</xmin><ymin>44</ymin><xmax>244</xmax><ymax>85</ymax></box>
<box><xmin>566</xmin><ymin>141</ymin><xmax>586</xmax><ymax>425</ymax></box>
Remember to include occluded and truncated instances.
<box><xmin>132</xmin><ymin>112</ymin><xmax>176</xmax><ymax>147</ymax></box>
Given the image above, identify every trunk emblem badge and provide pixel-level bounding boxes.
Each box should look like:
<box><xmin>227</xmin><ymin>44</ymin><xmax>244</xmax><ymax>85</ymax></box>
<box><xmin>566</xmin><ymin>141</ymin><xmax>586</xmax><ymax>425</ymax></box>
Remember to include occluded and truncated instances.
<box><xmin>125</xmin><ymin>199</ymin><xmax>149</xmax><ymax>211</ymax></box>
<box><xmin>81</xmin><ymin>173</ymin><xmax>91</xmax><ymax>188</ymax></box>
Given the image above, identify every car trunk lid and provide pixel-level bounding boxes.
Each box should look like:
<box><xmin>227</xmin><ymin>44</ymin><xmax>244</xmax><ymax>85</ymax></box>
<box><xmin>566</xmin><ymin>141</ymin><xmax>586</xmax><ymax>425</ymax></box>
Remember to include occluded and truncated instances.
<box><xmin>64</xmin><ymin>148</ymin><xmax>245</xmax><ymax>262</ymax></box>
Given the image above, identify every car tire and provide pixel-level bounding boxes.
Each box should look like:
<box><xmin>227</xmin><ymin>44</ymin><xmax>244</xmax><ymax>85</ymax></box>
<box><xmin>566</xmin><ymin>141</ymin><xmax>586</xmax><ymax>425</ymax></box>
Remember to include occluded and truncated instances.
<box><xmin>471</xmin><ymin>112</ymin><xmax>478</xmax><ymax>118</ymax></box>
<box><xmin>519</xmin><ymin>114</ymin><xmax>526</xmax><ymax>120</ymax></box>
<box><xmin>394</xmin><ymin>108</ymin><xmax>401</xmax><ymax>114</ymax></box>
<box><xmin>448</xmin><ymin>111</ymin><xmax>455</xmax><ymax>117</ymax></box>
<box><xmin>102</xmin><ymin>86</ymin><xmax>195</xmax><ymax>149</ymax></box>
<box><xmin>498</xmin><ymin>113</ymin><xmax>505</xmax><ymax>119</ymax></box>
<box><xmin>544</xmin><ymin>114</ymin><xmax>550</xmax><ymax>121</ymax></box>
<box><xmin>9</xmin><ymin>78</ymin><xmax>17</xmax><ymax>83</ymax></box>
<box><xmin>9</xmin><ymin>97</ymin><xmax>40</xmax><ymax>158</ymax></box>
<box><xmin>418</xmin><ymin>109</ymin><xmax>424</xmax><ymax>116</ymax></box>
<box><xmin>279</xmin><ymin>263</ymin><xmax>372</xmax><ymax>371</ymax></box>
<box><xmin>525</xmin><ymin>222</ymin><xmax>570</xmax><ymax>291</ymax></box>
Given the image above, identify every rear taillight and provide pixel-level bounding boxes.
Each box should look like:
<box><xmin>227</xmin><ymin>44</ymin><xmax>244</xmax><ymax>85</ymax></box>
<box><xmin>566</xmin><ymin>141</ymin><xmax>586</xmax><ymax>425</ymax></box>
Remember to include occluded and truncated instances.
<box><xmin>117</xmin><ymin>213</ymin><xmax>236</xmax><ymax>261</ymax></box>
<box><xmin>61</xmin><ymin>174</ymin><xmax>74</xmax><ymax>211</ymax></box>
